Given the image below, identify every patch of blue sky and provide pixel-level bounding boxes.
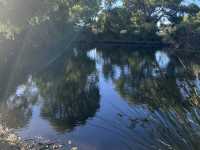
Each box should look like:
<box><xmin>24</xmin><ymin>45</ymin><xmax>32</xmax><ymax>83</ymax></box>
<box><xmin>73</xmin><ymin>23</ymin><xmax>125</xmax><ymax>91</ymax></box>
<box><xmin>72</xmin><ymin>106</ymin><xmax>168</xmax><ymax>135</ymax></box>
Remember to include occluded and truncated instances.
<box><xmin>183</xmin><ymin>0</ymin><xmax>200</xmax><ymax>5</ymax></box>
<box><xmin>110</xmin><ymin>0</ymin><xmax>200</xmax><ymax>7</ymax></box>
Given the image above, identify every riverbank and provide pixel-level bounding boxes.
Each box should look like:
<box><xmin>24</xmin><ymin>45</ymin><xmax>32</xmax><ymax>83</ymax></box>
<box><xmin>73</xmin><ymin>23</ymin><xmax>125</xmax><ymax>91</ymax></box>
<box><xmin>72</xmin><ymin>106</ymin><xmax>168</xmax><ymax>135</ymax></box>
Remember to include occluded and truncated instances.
<box><xmin>0</xmin><ymin>125</ymin><xmax>78</xmax><ymax>150</ymax></box>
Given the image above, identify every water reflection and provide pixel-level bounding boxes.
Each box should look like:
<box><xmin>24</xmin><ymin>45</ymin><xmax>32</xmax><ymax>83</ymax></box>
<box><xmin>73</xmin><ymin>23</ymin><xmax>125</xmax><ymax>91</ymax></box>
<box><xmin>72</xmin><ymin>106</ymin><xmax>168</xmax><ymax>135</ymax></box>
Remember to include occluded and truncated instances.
<box><xmin>0</xmin><ymin>76</ymin><xmax>38</xmax><ymax>128</ymax></box>
<box><xmin>91</xmin><ymin>47</ymin><xmax>200</xmax><ymax>149</ymax></box>
<box><xmin>39</xmin><ymin>52</ymin><xmax>100</xmax><ymax>131</ymax></box>
<box><xmin>0</xmin><ymin>46</ymin><xmax>100</xmax><ymax>132</ymax></box>
<box><xmin>0</xmin><ymin>44</ymin><xmax>199</xmax><ymax>149</ymax></box>
<box><xmin>1</xmin><ymin>0</ymin><xmax>200</xmax><ymax>149</ymax></box>
<box><xmin>155</xmin><ymin>51</ymin><xmax>170</xmax><ymax>69</ymax></box>
<box><xmin>94</xmin><ymin>47</ymin><xmax>200</xmax><ymax>106</ymax></box>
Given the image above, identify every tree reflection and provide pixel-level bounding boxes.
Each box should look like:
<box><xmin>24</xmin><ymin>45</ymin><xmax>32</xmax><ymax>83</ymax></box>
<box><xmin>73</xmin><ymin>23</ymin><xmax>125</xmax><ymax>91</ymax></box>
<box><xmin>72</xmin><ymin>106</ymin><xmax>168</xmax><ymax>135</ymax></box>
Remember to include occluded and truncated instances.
<box><xmin>0</xmin><ymin>46</ymin><xmax>100</xmax><ymax>132</ymax></box>
<box><xmin>38</xmin><ymin>50</ymin><xmax>100</xmax><ymax>132</ymax></box>
<box><xmin>96</xmin><ymin>47</ymin><xmax>200</xmax><ymax>108</ymax></box>
<box><xmin>94</xmin><ymin>47</ymin><xmax>200</xmax><ymax>149</ymax></box>
<box><xmin>0</xmin><ymin>76</ymin><xmax>39</xmax><ymax>129</ymax></box>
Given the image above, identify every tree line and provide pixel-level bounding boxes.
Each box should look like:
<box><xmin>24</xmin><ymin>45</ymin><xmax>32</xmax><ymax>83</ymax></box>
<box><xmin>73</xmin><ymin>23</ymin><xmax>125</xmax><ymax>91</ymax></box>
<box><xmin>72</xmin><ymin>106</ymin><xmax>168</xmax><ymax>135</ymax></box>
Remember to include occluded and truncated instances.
<box><xmin>0</xmin><ymin>0</ymin><xmax>200</xmax><ymax>49</ymax></box>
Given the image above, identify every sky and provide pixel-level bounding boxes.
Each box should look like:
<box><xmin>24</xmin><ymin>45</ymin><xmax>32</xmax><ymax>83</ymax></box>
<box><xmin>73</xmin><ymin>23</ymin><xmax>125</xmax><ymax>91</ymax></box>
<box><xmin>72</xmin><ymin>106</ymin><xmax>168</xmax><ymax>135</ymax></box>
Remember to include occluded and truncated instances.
<box><xmin>184</xmin><ymin>0</ymin><xmax>200</xmax><ymax>5</ymax></box>
<box><xmin>113</xmin><ymin>0</ymin><xmax>200</xmax><ymax>6</ymax></box>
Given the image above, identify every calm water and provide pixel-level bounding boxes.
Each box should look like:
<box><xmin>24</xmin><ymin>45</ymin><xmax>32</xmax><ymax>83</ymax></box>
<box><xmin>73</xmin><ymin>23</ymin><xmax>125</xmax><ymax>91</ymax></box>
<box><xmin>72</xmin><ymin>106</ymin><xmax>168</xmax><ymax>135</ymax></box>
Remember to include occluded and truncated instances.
<box><xmin>0</xmin><ymin>45</ymin><xmax>200</xmax><ymax>150</ymax></box>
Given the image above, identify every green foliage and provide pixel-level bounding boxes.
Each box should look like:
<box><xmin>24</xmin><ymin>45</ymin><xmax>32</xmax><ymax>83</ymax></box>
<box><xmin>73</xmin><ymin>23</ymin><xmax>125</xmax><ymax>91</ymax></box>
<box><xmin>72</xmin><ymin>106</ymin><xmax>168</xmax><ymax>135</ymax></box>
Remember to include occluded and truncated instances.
<box><xmin>0</xmin><ymin>0</ymin><xmax>101</xmax><ymax>40</ymax></box>
<box><xmin>0</xmin><ymin>0</ymin><xmax>200</xmax><ymax>47</ymax></box>
<box><xmin>0</xmin><ymin>22</ymin><xmax>20</xmax><ymax>40</ymax></box>
<box><xmin>168</xmin><ymin>11</ymin><xmax>200</xmax><ymax>48</ymax></box>
<box><xmin>99</xmin><ymin>8</ymin><xmax>131</xmax><ymax>33</ymax></box>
